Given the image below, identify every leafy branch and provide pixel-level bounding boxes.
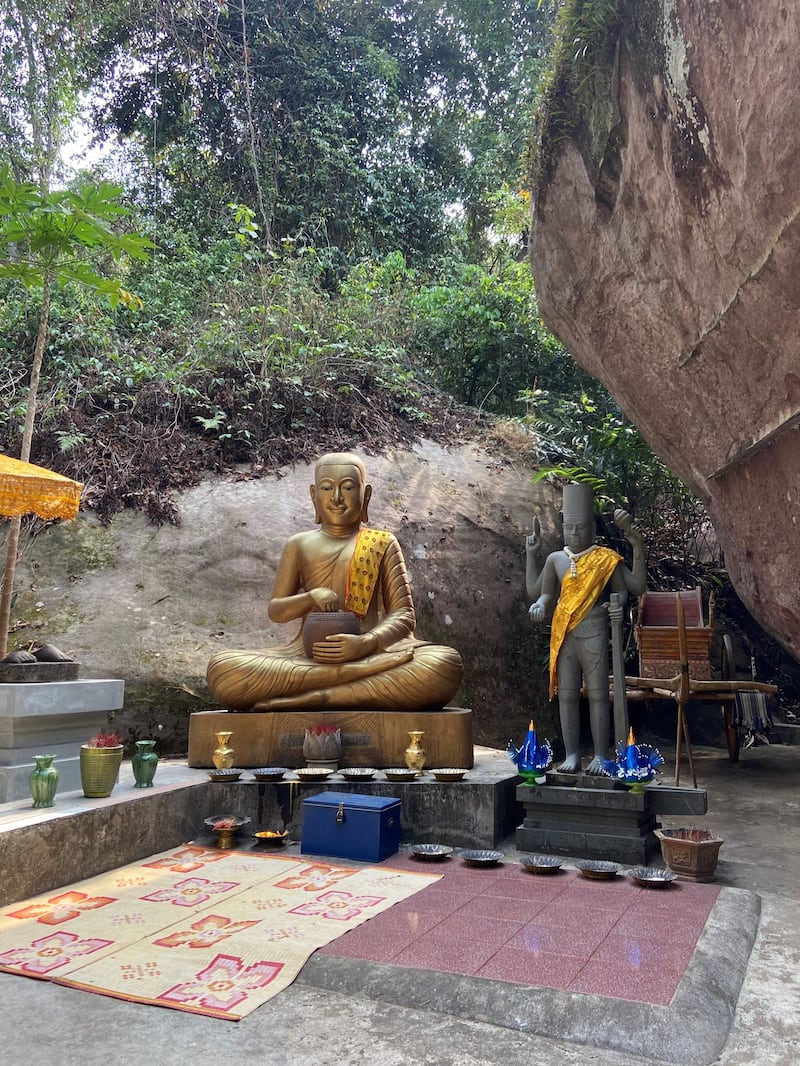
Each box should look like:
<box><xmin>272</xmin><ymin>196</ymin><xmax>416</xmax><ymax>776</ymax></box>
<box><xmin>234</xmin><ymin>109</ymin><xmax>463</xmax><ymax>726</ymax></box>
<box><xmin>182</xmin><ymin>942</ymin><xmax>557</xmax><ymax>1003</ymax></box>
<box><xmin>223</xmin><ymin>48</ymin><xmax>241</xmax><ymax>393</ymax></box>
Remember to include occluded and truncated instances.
<box><xmin>0</xmin><ymin>167</ymin><xmax>152</xmax><ymax>656</ymax></box>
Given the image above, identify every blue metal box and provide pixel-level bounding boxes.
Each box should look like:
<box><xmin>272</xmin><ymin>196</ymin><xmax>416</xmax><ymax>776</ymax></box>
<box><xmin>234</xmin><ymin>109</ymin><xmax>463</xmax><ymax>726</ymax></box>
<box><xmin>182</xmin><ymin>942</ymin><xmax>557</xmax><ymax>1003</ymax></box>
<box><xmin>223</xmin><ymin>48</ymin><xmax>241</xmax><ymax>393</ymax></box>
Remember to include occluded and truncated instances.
<box><xmin>301</xmin><ymin>790</ymin><xmax>401</xmax><ymax>863</ymax></box>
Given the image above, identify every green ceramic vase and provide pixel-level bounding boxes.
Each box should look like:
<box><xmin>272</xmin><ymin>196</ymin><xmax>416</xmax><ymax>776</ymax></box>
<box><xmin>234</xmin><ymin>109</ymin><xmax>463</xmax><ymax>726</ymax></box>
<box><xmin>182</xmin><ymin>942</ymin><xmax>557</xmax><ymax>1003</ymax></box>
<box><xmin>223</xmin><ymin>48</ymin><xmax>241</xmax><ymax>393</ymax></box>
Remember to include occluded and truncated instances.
<box><xmin>30</xmin><ymin>754</ymin><xmax>59</xmax><ymax>808</ymax></box>
<box><xmin>132</xmin><ymin>739</ymin><xmax>159</xmax><ymax>788</ymax></box>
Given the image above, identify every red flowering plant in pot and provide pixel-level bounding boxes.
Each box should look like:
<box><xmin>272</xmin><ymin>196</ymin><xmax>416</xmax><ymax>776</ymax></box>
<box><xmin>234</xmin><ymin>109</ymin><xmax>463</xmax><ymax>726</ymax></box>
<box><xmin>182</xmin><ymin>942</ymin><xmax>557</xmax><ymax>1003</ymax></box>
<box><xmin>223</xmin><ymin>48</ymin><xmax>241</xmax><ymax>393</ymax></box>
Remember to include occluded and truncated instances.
<box><xmin>80</xmin><ymin>728</ymin><xmax>124</xmax><ymax>798</ymax></box>
<box><xmin>302</xmin><ymin>724</ymin><xmax>341</xmax><ymax>769</ymax></box>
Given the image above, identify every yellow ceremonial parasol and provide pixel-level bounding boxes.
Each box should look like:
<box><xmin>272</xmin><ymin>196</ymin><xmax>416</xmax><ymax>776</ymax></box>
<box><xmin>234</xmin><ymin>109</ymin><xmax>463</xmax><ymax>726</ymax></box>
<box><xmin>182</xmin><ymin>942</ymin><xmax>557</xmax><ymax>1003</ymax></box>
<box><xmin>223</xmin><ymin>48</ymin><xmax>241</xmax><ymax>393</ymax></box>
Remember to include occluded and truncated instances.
<box><xmin>0</xmin><ymin>454</ymin><xmax>84</xmax><ymax>656</ymax></box>
<box><xmin>0</xmin><ymin>453</ymin><xmax>83</xmax><ymax>520</ymax></box>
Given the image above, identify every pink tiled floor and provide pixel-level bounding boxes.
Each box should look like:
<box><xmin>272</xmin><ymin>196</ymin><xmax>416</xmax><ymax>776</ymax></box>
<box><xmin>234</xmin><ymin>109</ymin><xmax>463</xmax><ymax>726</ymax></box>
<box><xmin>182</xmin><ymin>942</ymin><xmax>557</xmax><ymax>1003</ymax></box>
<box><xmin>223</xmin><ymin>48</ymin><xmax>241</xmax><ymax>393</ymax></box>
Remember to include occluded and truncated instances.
<box><xmin>318</xmin><ymin>852</ymin><xmax>720</xmax><ymax>1006</ymax></box>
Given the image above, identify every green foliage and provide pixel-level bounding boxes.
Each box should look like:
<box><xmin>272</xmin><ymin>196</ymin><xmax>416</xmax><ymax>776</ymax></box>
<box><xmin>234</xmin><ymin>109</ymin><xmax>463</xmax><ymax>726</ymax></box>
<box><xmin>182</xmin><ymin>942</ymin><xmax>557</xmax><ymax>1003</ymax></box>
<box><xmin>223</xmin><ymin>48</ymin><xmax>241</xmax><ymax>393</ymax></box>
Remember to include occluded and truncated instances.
<box><xmin>0</xmin><ymin>183</ymin><xmax>713</xmax><ymax>595</ymax></box>
<box><xmin>526</xmin><ymin>390</ymin><xmax>717</xmax><ymax>584</ymax></box>
<box><xmin>0</xmin><ymin>168</ymin><xmax>153</xmax><ymax>302</ymax></box>
<box><xmin>1</xmin><ymin>0</ymin><xmax>74</xmax><ymax>182</ymax></box>
<box><xmin>524</xmin><ymin>389</ymin><xmax>646</xmax><ymax>506</ymax></box>
<box><xmin>0</xmin><ymin>0</ymin><xmax>125</xmax><ymax>185</ymax></box>
<box><xmin>0</xmin><ymin>163</ymin><xmax>154</xmax><ymax>655</ymax></box>
<box><xmin>0</xmin><ymin>0</ymin><xmax>703</xmax><ymax>592</ymax></box>
<box><xmin>528</xmin><ymin>0</ymin><xmax>622</xmax><ymax>189</ymax></box>
<box><xmin>0</xmin><ymin>166</ymin><xmax>153</xmax><ymax>460</ymax></box>
<box><xmin>86</xmin><ymin>0</ymin><xmax>556</xmax><ymax>269</ymax></box>
<box><xmin>0</xmin><ymin>228</ymin><xmax>439</xmax><ymax>504</ymax></box>
<box><xmin>408</xmin><ymin>258</ymin><xmax>582</xmax><ymax>413</ymax></box>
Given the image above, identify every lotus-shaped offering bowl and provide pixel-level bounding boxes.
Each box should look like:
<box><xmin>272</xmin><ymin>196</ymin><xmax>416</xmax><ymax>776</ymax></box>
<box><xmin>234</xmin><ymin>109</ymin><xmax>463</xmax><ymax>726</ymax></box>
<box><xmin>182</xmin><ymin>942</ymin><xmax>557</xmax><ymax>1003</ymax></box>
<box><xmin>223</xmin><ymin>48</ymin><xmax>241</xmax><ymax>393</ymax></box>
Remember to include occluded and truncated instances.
<box><xmin>384</xmin><ymin>767</ymin><xmax>419</xmax><ymax>782</ymax></box>
<box><xmin>208</xmin><ymin>767</ymin><xmax>242</xmax><ymax>782</ymax></box>
<box><xmin>204</xmin><ymin>814</ymin><xmax>251</xmax><ymax>849</ymax></box>
<box><xmin>251</xmin><ymin>767</ymin><xmax>288</xmax><ymax>782</ymax></box>
<box><xmin>340</xmin><ymin>767</ymin><xmax>377</xmax><ymax>780</ymax></box>
<box><xmin>411</xmin><ymin>843</ymin><xmax>454</xmax><ymax>861</ymax></box>
<box><xmin>627</xmin><ymin>866</ymin><xmax>678</xmax><ymax>888</ymax></box>
<box><xmin>430</xmin><ymin>768</ymin><xmax>468</xmax><ymax>782</ymax></box>
<box><xmin>460</xmin><ymin>849</ymin><xmax>504</xmax><ymax>867</ymax></box>
<box><xmin>294</xmin><ymin>766</ymin><xmax>335</xmax><ymax>782</ymax></box>
<box><xmin>520</xmin><ymin>854</ymin><xmax>564</xmax><ymax>875</ymax></box>
<box><xmin>576</xmin><ymin>859</ymin><xmax>620</xmax><ymax>880</ymax></box>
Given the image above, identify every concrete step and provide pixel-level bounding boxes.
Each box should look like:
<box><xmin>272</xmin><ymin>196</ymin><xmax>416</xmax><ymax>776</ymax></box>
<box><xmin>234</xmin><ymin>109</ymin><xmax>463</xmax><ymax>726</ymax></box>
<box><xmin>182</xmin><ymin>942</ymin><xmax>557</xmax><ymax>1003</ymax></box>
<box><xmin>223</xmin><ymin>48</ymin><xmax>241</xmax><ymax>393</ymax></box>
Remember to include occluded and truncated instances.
<box><xmin>772</xmin><ymin>720</ymin><xmax>800</xmax><ymax>745</ymax></box>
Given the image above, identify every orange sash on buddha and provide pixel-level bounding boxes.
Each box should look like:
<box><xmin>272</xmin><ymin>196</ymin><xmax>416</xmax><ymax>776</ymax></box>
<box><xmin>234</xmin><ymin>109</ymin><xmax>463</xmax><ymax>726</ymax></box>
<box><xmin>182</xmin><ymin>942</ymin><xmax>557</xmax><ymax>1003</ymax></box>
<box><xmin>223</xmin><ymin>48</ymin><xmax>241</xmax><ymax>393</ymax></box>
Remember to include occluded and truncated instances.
<box><xmin>344</xmin><ymin>528</ymin><xmax>393</xmax><ymax>617</ymax></box>
<box><xmin>548</xmin><ymin>546</ymin><xmax>622</xmax><ymax>698</ymax></box>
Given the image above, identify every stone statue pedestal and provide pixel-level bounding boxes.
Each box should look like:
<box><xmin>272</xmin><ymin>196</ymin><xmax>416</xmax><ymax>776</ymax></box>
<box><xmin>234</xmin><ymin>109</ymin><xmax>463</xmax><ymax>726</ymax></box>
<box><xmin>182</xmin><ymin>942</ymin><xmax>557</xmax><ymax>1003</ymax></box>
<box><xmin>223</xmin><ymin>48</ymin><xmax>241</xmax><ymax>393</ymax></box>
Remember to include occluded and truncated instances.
<box><xmin>515</xmin><ymin>774</ymin><xmax>708</xmax><ymax>865</ymax></box>
<box><xmin>0</xmin><ymin>679</ymin><xmax>126</xmax><ymax>801</ymax></box>
<box><xmin>188</xmin><ymin>707</ymin><xmax>473</xmax><ymax>769</ymax></box>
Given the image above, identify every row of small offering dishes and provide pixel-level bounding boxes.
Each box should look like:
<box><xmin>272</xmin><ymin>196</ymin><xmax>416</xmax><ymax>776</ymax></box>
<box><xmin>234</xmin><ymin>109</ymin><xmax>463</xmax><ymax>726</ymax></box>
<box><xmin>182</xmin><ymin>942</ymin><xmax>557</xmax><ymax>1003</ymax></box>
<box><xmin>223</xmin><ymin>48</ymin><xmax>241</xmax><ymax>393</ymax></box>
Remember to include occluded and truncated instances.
<box><xmin>208</xmin><ymin>765</ymin><xmax>469</xmax><ymax>783</ymax></box>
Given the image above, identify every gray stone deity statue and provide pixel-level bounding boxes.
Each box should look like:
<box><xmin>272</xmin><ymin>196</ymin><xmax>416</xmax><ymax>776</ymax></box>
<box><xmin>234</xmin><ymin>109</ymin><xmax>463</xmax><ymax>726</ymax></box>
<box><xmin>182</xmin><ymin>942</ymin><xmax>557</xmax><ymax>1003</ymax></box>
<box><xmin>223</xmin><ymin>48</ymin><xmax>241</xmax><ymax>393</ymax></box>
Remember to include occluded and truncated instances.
<box><xmin>526</xmin><ymin>483</ymin><xmax>646</xmax><ymax>773</ymax></box>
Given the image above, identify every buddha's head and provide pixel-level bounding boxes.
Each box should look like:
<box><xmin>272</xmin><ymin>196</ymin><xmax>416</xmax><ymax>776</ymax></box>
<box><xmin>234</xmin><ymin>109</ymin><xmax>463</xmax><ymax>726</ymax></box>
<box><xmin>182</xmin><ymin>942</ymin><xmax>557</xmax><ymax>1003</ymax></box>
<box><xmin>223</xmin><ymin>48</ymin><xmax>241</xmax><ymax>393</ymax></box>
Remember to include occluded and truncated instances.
<box><xmin>311</xmin><ymin>452</ymin><xmax>371</xmax><ymax>529</ymax></box>
<box><xmin>561</xmin><ymin>482</ymin><xmax>595</xmax><ymax>554</ymax></box>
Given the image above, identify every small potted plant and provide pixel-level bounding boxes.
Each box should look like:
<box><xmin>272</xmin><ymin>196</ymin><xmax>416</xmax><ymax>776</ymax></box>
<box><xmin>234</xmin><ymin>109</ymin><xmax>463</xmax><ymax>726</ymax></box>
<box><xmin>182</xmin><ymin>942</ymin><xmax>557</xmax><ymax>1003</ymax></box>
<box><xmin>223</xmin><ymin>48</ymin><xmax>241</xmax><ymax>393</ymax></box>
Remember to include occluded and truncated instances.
<box><xmin>80</xmin><ymin>728</ymin><xmax>124</xmax><ymax>798</ymax></box>
<box><xmin>302</xmin><ymin>725</ymin><xmax>341</xmax><ymax>770</ymax></box>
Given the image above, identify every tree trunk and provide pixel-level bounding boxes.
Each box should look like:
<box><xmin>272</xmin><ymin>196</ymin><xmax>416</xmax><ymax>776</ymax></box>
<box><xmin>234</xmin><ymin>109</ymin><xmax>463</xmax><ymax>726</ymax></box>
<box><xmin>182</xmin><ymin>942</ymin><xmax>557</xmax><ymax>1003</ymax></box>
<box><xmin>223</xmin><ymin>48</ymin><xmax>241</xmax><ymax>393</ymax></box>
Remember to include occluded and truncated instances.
<box><xmin>0</xmin><ymin>275</ymin><xmax>51</xmax><ymax>657</ymax></box>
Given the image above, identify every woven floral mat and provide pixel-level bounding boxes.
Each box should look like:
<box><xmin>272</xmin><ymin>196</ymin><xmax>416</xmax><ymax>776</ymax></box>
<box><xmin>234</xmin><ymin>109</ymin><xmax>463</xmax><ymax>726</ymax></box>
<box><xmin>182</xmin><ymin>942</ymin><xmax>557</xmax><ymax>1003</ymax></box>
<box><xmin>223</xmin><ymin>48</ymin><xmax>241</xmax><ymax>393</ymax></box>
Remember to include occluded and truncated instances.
<box><xmin>0</xmin><ymin>845</ymin><xmax>440</xmax><ymax>1020</ymax></box>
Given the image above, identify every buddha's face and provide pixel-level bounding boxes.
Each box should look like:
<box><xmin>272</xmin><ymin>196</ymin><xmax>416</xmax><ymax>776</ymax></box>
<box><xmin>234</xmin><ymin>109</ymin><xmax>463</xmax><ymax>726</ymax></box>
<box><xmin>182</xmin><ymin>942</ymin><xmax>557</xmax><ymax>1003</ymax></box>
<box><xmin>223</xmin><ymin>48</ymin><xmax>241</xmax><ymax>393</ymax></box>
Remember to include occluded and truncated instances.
<box><xmin>563</xmin><ymin>516</ymin><xmax>594</xmax><ymax>553</ymax></box>
<box><xmin>311</xmin><ymin>461</ymin><xmax>371</xmax><ymax>530</ymax></box>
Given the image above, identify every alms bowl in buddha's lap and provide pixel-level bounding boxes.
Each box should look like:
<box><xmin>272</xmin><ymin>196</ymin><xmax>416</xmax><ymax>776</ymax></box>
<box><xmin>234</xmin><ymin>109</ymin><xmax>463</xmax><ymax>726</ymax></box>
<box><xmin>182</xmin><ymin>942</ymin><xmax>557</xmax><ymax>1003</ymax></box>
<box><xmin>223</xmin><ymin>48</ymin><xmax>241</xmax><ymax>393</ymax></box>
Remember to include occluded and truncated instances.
<box><xmin>302</xmin><ymin>611</ymin><xmax>361</xmax><ymax>658</ymax></box>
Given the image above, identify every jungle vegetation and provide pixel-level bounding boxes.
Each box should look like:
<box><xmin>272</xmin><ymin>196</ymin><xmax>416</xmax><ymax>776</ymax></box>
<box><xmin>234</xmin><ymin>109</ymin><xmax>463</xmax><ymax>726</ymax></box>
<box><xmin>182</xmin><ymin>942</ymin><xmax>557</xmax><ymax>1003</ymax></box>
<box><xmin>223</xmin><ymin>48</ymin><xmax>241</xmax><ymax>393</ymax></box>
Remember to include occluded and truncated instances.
<box><xmin>0</xmin><ymin>0</ymin><xmax>709</xmax><ymax>575</ymax></box>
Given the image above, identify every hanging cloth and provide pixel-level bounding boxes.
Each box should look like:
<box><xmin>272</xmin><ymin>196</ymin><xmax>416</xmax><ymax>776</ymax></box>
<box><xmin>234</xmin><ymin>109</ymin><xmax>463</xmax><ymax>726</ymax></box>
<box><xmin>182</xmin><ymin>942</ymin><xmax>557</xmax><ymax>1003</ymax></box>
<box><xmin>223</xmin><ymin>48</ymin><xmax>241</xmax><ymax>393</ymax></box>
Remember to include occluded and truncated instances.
<box><xmin>344</xmin><ymin>527</ymin><xmax>393</xmax><ymax>618</ymax></box>
<box><xmin>548</xmin><ymin>545</ymin><xmax>622</xmax><ymax>698</ymax></box>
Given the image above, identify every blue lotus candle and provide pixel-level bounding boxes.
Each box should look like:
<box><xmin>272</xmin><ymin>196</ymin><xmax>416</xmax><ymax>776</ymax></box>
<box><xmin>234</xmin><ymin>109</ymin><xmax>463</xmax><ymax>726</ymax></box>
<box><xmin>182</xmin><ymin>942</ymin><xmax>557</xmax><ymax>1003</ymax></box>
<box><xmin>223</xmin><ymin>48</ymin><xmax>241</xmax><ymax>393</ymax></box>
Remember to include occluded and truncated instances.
<box><xmin>601</xmin><ymin>727</ymin><xmax>664</xmax><ymax>791</ymax></box>
<box><xmin>508</xmin><ymin>719</ymin><xmax>553</xmax><ymax>786</ymax></box>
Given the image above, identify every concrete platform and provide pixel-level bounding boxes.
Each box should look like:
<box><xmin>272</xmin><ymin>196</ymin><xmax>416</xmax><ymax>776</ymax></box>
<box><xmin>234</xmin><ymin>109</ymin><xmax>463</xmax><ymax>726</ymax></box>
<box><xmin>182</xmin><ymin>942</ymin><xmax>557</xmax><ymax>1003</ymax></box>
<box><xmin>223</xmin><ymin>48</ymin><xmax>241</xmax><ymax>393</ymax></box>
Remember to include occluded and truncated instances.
<box><xmin>0</xmin><ymin>746</ymin><xmax>519</xmax><ymax>906</ymax></box>
<box><xmin>188</xmin><ymin>706</ymin><xmax>475</xmax><ymax>769</ymax></box>
<box><xmin>301</xmin><ymin>873</ymin><xmax>759</xmax><ymax>1066</ymax></box>
<box><xmin>1</xmin><ymin>743</ymin><xmax>798</xmax><ymax>1066</ymax></box>
<box><xmin>0</xmin><ymin>679</ymin><xmax>125</xmax><ymax>801</ymax></box>
<box><xmin>515</xmin><ymin>775</ymin><xmax>708</xmax><ymax>864</ymax></box>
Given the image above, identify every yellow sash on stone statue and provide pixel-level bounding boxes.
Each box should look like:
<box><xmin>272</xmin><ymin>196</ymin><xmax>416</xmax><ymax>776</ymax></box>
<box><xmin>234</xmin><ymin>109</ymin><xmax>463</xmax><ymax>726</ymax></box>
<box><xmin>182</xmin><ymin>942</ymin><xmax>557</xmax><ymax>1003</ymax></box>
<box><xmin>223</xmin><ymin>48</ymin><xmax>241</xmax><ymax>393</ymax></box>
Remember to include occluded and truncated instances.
<box><xmin>345</xmin><ymin>527</ymin><xmax>393</xmax><ymax>618</ymax></box>
<box><xmin>548</xmin><ymin>545</ymin><xmax>622</xmax><ymax>698</ymax></box>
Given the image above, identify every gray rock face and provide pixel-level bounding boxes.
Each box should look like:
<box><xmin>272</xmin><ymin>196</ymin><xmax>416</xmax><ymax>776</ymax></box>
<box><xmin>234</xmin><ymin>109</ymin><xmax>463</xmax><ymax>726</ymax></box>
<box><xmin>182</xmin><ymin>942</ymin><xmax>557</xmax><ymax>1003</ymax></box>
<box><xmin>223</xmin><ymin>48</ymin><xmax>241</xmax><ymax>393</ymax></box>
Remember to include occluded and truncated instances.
<box><xmin>11</xmin><ymin>442</ymin><xmax>561</xmax><ymax>753</ymax></box>
<box><xmin>529</xmin><ymin>2</ymin><xmax>800</xmax><ymax>659</ymax></box>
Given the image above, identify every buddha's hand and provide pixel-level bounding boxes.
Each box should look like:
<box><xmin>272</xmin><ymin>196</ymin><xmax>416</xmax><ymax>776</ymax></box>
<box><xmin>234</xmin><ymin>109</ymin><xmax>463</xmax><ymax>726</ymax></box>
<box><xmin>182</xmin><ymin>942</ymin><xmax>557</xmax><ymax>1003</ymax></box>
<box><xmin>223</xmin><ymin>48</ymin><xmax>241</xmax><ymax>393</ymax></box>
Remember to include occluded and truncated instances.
<box><xmin>311</xmin><ymin>632</ymin><xmax>370</xmax><ymax>664</ymax></box>
<box><xmin>309</xmin><ymin>587</ymin><xmax>340</xmax><ymax>612</ymax></box>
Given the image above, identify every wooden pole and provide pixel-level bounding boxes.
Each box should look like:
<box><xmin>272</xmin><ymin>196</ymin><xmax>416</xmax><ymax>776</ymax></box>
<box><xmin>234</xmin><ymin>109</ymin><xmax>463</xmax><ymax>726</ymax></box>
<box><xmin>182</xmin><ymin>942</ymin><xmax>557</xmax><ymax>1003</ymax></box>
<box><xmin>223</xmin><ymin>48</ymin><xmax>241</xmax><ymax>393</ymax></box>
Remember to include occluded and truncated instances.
<box><xmin>609</xmin><ymin>592</ymin><xmax>629</xmax><ymax>745</ymax></box>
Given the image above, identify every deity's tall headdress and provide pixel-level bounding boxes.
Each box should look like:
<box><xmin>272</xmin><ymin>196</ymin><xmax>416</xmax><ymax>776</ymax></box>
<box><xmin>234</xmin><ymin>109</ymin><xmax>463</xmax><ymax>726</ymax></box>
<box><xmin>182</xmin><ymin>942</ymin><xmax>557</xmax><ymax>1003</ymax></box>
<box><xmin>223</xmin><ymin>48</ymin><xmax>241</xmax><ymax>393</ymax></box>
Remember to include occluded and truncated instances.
<box><xmin>561</xmin><ymin>482</ymin><xmax>594</xmax><ymax>520</ymax></box>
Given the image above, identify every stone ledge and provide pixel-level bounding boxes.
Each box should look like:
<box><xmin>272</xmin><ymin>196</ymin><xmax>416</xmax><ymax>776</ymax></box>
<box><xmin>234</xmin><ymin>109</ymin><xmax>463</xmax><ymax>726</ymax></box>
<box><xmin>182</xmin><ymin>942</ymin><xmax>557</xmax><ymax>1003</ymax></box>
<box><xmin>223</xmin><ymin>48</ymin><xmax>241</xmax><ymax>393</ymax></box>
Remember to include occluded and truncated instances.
<box><xmin>773</xmin><ymin>721</ymin><xmax>800</xmax><ymax>746</ymax></box>
<box><xmin>0</xmin><ymin>747</ymin><xmax>520</xmax><ymax>905</ymax></box>
<box><xmin>0</xmin><ymin>679</ymin><xmax>126</xmax><ymax>801</ymax></box>
<box><xmin>515</xmin><ymin>778</ymin><xmax>709</xmax><ymax>865</ymax></box>
<box><xmin>0</xmin><ymin>678</ymin><xmax>125</xmax><ymax>718</ymax></box>
<box><xmin>188</xmin><ymin>706</ymin><xmax>474</xmax><ymax>769</ymax></box>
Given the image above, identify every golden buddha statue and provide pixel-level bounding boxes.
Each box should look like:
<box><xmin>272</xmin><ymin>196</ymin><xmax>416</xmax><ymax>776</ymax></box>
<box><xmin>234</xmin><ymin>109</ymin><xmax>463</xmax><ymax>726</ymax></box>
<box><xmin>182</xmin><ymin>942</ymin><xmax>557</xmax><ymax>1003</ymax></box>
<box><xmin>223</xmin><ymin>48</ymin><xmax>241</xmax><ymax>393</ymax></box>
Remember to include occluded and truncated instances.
<box><xmin>206</xmin><ymin>452</ymin><xmax>463</xmax><ymax>711</ymax></box>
